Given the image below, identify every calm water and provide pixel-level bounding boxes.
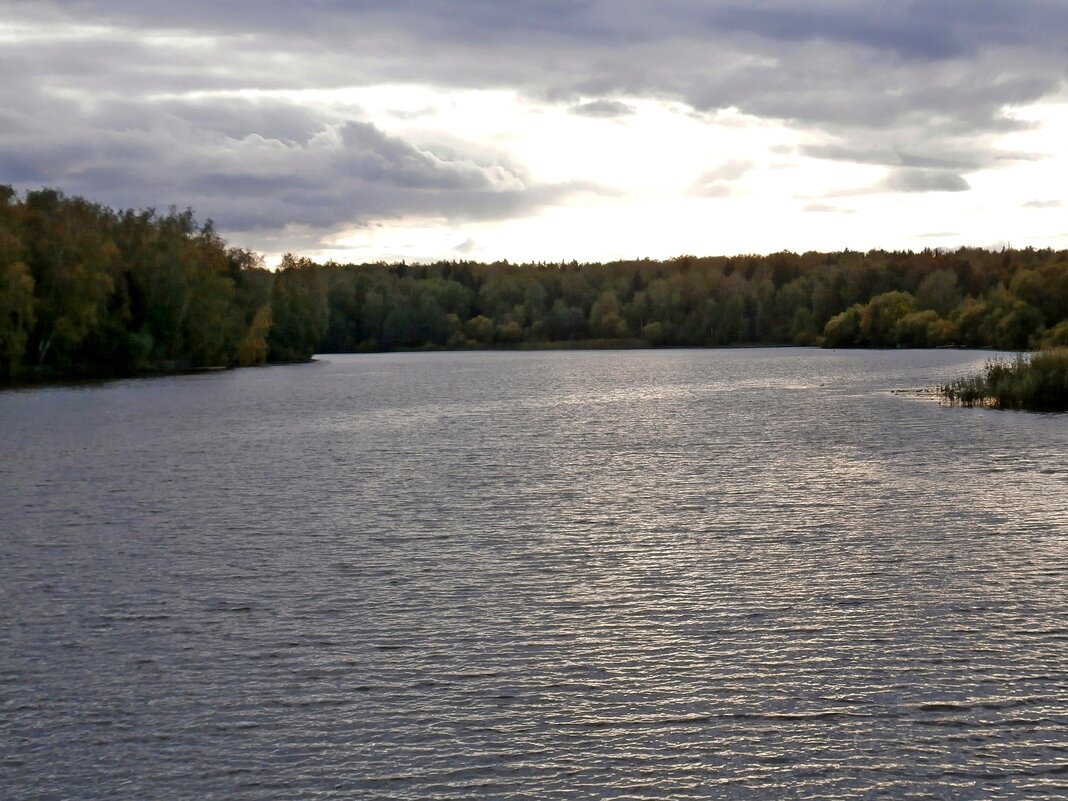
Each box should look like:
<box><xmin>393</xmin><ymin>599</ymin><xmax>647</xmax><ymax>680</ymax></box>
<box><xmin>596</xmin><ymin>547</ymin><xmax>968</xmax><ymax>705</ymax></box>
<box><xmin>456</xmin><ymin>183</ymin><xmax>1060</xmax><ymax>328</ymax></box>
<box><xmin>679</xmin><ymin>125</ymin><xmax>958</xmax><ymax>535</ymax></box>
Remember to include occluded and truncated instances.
<box><xmin>2</xmin><ymin>348</ymin><xmax>1067</xmax><ymax>800</ymax></box>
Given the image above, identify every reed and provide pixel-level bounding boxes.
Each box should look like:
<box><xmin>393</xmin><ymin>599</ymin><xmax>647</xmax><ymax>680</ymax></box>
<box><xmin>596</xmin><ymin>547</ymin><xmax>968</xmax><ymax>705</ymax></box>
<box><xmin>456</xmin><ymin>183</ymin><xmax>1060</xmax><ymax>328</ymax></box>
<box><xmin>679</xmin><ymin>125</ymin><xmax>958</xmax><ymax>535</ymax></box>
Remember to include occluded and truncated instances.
<box><xmin>941</xmin><ymin>348</ymin><xmax>1068</xmax><ymax>411</ymax></box>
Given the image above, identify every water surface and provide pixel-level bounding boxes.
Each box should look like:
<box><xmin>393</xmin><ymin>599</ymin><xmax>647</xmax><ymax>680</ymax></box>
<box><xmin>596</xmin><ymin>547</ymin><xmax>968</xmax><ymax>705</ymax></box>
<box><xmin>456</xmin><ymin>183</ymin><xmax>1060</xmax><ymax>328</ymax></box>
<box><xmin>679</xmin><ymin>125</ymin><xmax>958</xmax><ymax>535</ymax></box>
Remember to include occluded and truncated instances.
<box><xmin>2</xmin><ymin>349</ymin><xmax>1066</xmax><ymax>799</ymax></box>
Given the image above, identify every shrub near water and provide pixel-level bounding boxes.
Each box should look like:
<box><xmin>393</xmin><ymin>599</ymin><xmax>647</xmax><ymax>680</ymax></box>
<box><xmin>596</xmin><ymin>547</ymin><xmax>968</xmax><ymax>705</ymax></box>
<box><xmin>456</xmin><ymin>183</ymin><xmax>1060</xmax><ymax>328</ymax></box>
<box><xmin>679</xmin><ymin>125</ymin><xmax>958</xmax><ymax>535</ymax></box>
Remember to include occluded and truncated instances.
<box><xmin>942</xmin><ymin>348</ymin><xmax>1068</xmax><ymax>410</ymax></box>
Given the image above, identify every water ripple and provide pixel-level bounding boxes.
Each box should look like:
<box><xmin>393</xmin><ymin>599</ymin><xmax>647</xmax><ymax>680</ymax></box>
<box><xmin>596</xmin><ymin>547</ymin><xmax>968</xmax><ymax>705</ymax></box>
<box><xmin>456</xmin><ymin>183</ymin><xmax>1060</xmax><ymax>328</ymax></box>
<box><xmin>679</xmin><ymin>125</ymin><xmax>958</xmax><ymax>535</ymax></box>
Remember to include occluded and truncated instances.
<box><xmin>2</xmin><ymin>349</ymin><xmax>1066</xmax><ymax>800</ymax></box>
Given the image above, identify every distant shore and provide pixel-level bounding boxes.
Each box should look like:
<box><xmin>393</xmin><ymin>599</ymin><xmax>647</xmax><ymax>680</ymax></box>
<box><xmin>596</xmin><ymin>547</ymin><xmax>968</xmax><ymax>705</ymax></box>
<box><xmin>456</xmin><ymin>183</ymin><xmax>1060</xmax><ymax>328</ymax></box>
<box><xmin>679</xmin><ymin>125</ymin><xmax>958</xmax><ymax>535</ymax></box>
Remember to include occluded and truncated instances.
<box><xmin>4</xmin><ymin>188</ymin><xmax>1066</xmax><ymax>383</ymax></box>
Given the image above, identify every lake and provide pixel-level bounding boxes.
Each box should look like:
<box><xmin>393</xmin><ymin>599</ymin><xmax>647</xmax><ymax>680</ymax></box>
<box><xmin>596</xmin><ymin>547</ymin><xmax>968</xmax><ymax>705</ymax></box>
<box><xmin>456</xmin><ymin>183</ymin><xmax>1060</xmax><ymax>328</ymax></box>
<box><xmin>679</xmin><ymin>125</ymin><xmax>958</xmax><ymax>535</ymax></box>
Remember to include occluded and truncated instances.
<box><xmin>2</xmin><ymin>348</ymin><xmax>1066</xmax><ymax>800</ymax></box>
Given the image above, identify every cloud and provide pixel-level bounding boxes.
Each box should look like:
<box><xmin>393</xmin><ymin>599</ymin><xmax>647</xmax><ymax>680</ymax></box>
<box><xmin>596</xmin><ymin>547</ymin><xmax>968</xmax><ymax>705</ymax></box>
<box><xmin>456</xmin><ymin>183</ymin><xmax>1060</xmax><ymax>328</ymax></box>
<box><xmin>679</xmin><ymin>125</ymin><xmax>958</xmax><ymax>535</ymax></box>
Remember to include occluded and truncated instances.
<box><xmin>803</xmin><ymin>141</ymin><xmax>1049</xmax><ymax>173</ymax></box>
<box><xmin>690</xmin><ymin>160</ymin><xmax>755</xmax><ymax>197</ymax></box>
<box><xmin>335</xmin><ymin>121</ymin><xmax>513</xmax><ymax>191</ymax></box>
<box><xmin>1023</xmin><ymin>199</ymin><xmax>1062</xmax><ymax>209</ymax></box>
<box><xmin>0</xmin><ymin>91</ymin><xmax>586</xmax><ymax>237</ymax></box>
<box><xmin>883</xmin><ymin>169</ymin><xmax>971</xmax><ymax>193</ymax></box>
<box><xmin>570</xmin><ymin>99</ymin><xmax>635</xmax><ymax>118</ymax></box>
<box><xmin>18</xmin><ymin>2</ymin><xmax>1068</xmax><ymax>132</ymax></box>
<box><xmin>454</xmin><ymin>237</ymin><xmax>478</xmax><ymax>254</ymax></box>
<box><xmin>822</xmin><ymin>166</ymin><xmax>971</xmax><ymax>198</ymax></box>
<box><xmin>802</xmin><ymin>143</ymin><xmax>984</xmax><ymax>171</ymax></box>
<box><xmin>3</xmin><ymin>1</ymin><xmax>1067</xmax><ymax>254</ymax></box>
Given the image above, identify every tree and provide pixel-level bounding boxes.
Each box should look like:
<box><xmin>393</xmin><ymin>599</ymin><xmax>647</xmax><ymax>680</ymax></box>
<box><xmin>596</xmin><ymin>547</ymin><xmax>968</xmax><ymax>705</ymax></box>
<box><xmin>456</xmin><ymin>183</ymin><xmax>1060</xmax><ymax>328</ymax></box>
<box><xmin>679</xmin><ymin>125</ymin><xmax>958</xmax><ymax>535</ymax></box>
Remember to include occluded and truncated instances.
<box><xmin>22</xmin><ymin>190</ymin><xmax>118</xmax><ymax>367</ymax></box>
<box><xmin>859</xmin><ymin>291</ymin><xmax>916</xmax><ymax>347</ymax></box>
<box><xmin>542</xmin><ymin>300</ymin><xmax>587</xmax><ymax>341</ymax></box>
<box><xmin>994</xmin><ymin>300</ymin><xmax>1043</xmax><ymax>351</ymax></box>
<box><xmin>268</xmin><ymin>255</ymin><xmax>329</xmax><ymax>361</ymax></box>
<box><xmin>464</xmin><ymin>314</ymin><xmax>495</xmax><ymax>344</ymax></box>
<box><xmin>237</xmin><ymin>305</ymin><xmax>272</xmax><ymax>366</ymax></box>
<box><xmin>0</xmin><ymin>187</ymin><xmax>33</xmax><ymax>375</ymax></box>
<box><xmin>916</xmin><ymin>269</ymin><xmax>960</xmax><ymax>316</ymax></box>
<box><xmin>590</xmin><ymin>290</ymin><xmax>628</xmax><ymax>338</ymax></box>
<box><xmin>823</xmin><ymin>304</ymin><xmax>863</xmax><ymax>347</ymax></box>
<box><xmin>0</xmin><ymin>260</ymin><xmax>34</xmax><ymax>376</ymax></box>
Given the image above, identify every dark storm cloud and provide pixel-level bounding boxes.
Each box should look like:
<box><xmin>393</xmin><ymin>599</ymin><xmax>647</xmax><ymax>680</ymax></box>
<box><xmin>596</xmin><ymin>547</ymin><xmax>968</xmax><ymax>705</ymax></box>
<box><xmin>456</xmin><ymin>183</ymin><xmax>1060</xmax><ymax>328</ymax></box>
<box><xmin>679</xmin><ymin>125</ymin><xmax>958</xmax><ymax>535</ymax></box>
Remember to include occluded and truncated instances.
<box><xmin>3</xmin><ymin>1</ymin><xmax>1067</xmax><ymax>246</ymax></box>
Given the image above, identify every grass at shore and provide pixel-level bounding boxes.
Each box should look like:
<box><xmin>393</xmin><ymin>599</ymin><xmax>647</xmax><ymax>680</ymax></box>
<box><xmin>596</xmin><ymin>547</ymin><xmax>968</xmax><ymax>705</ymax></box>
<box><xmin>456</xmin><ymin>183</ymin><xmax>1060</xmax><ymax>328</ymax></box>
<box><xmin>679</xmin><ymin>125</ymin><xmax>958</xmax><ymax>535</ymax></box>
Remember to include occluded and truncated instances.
<box><xmin>941</xmin><ymin>348</ymin><xmax>1068</xmax><ymax>411</ymax></box>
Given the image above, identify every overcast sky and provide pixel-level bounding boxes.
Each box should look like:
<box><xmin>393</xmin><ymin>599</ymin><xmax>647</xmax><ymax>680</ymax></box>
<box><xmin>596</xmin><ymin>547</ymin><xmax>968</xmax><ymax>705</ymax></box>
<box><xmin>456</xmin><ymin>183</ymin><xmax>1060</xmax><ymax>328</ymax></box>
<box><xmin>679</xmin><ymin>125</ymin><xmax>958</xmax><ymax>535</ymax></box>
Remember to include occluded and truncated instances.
<box><xmin>3</xmin><ymin>1</ymin><xmax>1067</xmax><ymax>264</ymax></box>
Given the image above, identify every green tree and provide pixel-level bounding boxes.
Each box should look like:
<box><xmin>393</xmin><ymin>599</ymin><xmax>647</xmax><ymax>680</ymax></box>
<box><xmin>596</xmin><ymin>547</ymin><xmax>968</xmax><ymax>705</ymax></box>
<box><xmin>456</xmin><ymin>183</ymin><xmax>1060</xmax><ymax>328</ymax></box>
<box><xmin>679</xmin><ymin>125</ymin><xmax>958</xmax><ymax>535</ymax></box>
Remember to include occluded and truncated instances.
<box><xmin>0</xmin><ymin>260</ymin><xmax>34</xmax><ymax>376</ymax></box>
<box><xmin>237</xmin><ymin>305</ymin><xmax>272</xmax><ymax>366</ymax></box>
<box><xmin>590</xmin><ymin>290</ymin><xmax>628</xmax><ymax>338</ymax></box>
<box><xmin>994</xmin><ymin>299</ymin><xmax>1043</xmax><ymax>350</ymax></box>
<box><xmin>894</xmin><ymin>310</ymin><xmax>940</xmax><ymax>348</ymax></box>
<box><xmin>268</xmin><ymin>255</ymin><xmax>329</xmax><ymax>361</ymax></box>
<box><xmin>823</xmin><ymin>304</ymin><xmax>864</xmax><ymax>347</ymax></box>
<box><xmin>916</xmin><ymin>269</ymin><xmax>961</xmax><ymax>316</ymax></box>
<box><xmin>22</xmin><ymin>190</ymin><xmax>118</xmax><ymax>367</ymax></box>
<box><xmin>0</xmin><ymin>187</ymin><xmax>33</xmax><ymax>375</ymax></box>
<box><xmin>464</xmin><ymin>314</ymin><xmax>496</xmax><ymax>344</ymax></box>
<box><xmin>859</xmin><ymin>291</ymin><xmax>916</xmax><ymax>347</ymax></box>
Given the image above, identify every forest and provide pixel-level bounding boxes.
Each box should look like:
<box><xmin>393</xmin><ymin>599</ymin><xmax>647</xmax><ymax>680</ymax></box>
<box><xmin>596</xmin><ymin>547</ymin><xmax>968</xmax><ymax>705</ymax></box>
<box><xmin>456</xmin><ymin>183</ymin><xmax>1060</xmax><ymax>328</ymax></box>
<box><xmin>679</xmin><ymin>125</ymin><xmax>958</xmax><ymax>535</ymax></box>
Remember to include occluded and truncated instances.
<box><xmin>0</xmin><ymin>187</ymin><xmax>325</xmax><ymax>379</ymax></box>
<box><xmin>2</xmin><ymin>187</ymin><xmax>1067</xmax><ymax>380</ymax></box>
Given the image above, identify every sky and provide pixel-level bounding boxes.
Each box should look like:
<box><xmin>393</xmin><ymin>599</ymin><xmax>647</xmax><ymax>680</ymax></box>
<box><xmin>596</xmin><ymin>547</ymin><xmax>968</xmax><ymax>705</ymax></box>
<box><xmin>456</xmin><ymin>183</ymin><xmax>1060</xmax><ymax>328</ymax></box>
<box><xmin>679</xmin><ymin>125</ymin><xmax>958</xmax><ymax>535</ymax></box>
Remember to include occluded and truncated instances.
<box><xmin>3</xmin><ymin>1</ymin><xmax>1068</xmax><ymax>265</ymax></box>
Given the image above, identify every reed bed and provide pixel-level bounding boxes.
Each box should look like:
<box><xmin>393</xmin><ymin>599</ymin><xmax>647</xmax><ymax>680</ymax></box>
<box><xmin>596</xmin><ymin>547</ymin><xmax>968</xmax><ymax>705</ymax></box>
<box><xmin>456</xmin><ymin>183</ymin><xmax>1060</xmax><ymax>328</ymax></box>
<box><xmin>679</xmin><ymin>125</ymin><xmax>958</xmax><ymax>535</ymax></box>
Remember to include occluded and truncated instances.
<box><xmin>941</xmin><ymin>348</ymin><xmax>1068</xmax><ymax>411</ymax></box>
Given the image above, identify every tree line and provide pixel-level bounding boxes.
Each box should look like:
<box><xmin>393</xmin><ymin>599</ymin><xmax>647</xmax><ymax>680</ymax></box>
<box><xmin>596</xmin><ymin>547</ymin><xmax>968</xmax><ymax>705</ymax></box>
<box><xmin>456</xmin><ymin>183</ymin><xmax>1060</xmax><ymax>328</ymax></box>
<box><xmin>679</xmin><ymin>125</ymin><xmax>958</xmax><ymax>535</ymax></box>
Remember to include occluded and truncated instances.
<box><xmin>2</xmin><ymin>187</ymin><xmax>1066</xmax><ymax>379</ymax></box>
<box><xmin>317</xmin><ymin>249</ymin><xmax>1067</xmax><ymax>354</ymax></box>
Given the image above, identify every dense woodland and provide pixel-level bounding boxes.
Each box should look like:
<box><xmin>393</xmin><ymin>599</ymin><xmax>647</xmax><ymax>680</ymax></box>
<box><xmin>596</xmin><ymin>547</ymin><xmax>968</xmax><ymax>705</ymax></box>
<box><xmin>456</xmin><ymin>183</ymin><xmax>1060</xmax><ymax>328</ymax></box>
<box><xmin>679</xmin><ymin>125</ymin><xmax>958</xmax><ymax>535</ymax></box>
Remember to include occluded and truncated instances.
<box><xmin>0</xmin><ymin>187</ymin><xmax>325</xmax><ymax>379</ymax></box>
<box><xmin>2</xmin><ymin>187</ymin><xmax>1067</xmax><ymax>380</ymax></box>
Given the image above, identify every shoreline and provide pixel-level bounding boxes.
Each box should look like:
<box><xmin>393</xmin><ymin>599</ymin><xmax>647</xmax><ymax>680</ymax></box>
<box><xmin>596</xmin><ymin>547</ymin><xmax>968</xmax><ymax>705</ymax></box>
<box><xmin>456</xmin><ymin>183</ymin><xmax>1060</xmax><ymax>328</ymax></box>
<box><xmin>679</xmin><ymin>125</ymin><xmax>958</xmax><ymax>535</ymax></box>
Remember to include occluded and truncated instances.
<box><xmin>0</xmin><ymin>358</ymin><xmax>319</xmax><ymax>390</ymax></box>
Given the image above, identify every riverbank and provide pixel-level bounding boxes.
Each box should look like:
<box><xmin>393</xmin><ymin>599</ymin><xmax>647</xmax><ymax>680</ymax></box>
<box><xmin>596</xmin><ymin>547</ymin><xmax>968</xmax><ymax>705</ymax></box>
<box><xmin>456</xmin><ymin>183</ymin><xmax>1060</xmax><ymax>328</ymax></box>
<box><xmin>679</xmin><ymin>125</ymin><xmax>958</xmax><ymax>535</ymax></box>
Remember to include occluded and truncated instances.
<box><xmin>0</xmin><ymin>358</ymin><xmax>318</xmax><ymax>390</ymax></box>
